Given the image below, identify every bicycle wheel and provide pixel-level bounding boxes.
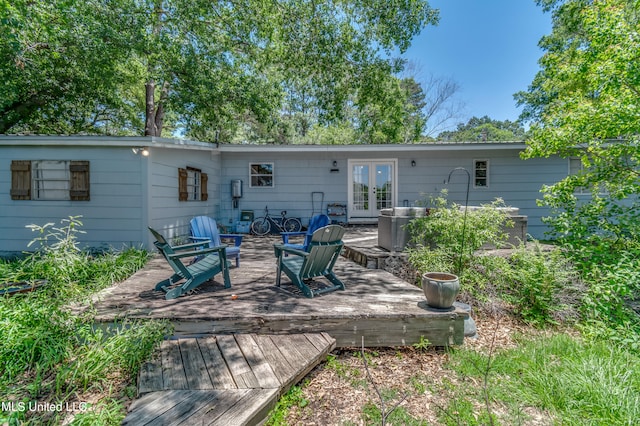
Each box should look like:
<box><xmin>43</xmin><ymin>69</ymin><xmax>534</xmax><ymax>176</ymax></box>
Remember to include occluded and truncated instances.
<box><xmin>251</xmin><ymin>217</ymin><xmax>271</xmax><ymax>236</ymax></box>
<box><xmin>283</xmin><ymin>217</ymin><xmax>302</xmax><ymax>232</ymax></box>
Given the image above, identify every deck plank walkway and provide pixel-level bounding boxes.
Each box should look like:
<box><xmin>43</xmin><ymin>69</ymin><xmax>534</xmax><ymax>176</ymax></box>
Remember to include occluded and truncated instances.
<box><xmin>125</xmin><ymin>333</ymin><xmax>335</xmax><ymax>425</ymax></box>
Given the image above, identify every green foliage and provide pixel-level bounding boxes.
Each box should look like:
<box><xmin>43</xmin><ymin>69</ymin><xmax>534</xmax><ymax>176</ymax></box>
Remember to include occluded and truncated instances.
<box><xmin>0</xmin><ymin>218</ymin><xmax>165</xmax><ymax>424</ymax></box>
<box><xmin>408</xmin><ymin>193</ymin><xmax>512</xmax><ymax>256</ymax></box>
<box><xmin>16</xmin><ymin>216</ymin><xmax>150</xmax><ymax>299</ymax></box>
<box><xmin>356</xmin><ymin>75</ymin><xmax>428</xmax><ymax>144</ymax></box>
<box><xmin>448</xmin><ymin>333</ymin><xmax>640</xmax><ymax>425</ymax></box>
<box><xmin>325</xmin><ymin>353</ymin><xmax>367</xmax><ymax>388</ymax></box>
<box><xmin>61</xmin><ymin>399</ymin><xmax>125</xmax><ymax>426</ymax></box>
<box><xmin>517</xmin><ymin>0</ymin><xmax>640</xmax><ymax>349</ymax></box>
<box><xmin>578</xmin><ymin>249</ymin><xmax>640</xmax><ymax>352</ymax></box>
<box><xmin>407</xmin><ymin>196</ymin><xmax>584</xmax><ymax>326</ymax></box>
<box><xmin>438</xmin><ymin>397</ymin><xmax>498</xmax><ymax>426</ymax></box>
<box><xmin>438</xmin><ymin>115</ymin><xmax>526</xmax><ymax>142</ymax></box>
<box><xmin>517</xmin><ymin>0</ymin><xmax>640</xmax><ymax>245</ymax></box>
<box><xmin>265</xmin><ymin>384</ymin><xmax>309</xmax><ymax>426</ymax></box>
<box><xmin>362</xmin><ymin>401</ymin><xmax>428</xmax><ymax>425</ymax></box>
<box><xmin>56</xmin><ymin>321</ymin><xmax>168</xmax><ymax>391</ymax></box>
<box><xmin>0</xmin><ymin>299</ymin><xmax>72</xmax><ymax>383</ymax></box>
<box><xmin>23</xmin><ymin>216</ymin><xmax>89</xmax><ymax>289</ymax></box>
<box><xmin>503</xmin><ymin>243</ymin><xmax>581</xmax><ymax>327</ymax></box>
<box><xmin>1</xmin><ymin>0</ymin><xmax>439</xmax><ymax>142</ymax></box>
<box><xmin>412</xmin><ymin>336</ymin><xmax>431</xmax><ymax>351</ymax></box>
<box><xmin>407</xmin><ymin>192</ymin><xmax>513</xmax><ymax>277</ymax></box>
<box><xmin>0</xmin><ymin>0</ymin><xmax>144</xmax><ymax>134</ymax></box>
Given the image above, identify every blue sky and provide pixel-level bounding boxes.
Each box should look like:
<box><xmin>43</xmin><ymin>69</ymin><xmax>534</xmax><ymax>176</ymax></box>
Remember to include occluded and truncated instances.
<box><xmin>401</xmin><ymin>0</ymin><xmax>552</xmax><ymax>127</ymax></box>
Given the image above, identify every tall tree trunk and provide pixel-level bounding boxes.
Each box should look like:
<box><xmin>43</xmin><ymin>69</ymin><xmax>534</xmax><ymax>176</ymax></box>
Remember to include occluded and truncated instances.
<box><xmin>145</xmin><ymin>80</ymin><xmax>158</xmax><ymax>136</ymax></box>
<box><xmin>145</xmin><ymin>79</ymin><xmax>169</xmax><ymax>137</ymax></box>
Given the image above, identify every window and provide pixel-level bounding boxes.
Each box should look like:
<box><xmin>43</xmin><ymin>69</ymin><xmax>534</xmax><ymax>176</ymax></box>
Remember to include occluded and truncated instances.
<box><xmin>569</xmin><ymin>157</ymin><xmax>588</xmax><ymax>195</ymax></box>
<box><xmin>178</xmin><ymin>167</ymin><xmax>208</xmax><ymax>201</ymax></box>
<box><xmin>250</xmin><ymin>163</ymin><xmax>274</xmax><ymax>187</ymax></box>
<box><xmin>10</xmin><ymin>160</ymin><xmax>90</xmax><ymax>201</ymax></box>
<box><xmin>473</xmin><ymin>159</ymin><xmax>489</xmax><ymax>188</ymax></box>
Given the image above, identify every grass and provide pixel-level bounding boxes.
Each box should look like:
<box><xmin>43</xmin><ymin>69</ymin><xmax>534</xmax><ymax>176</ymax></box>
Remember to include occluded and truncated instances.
<box><xmin>0</xmin><ymin>217</ymin><xmax>169</xmax><ymax>425</ymax></box>
<box><xmin>446</xmin><ymin>333</ymin><xmax>640</xmax><ymax>425</ymax></box>
<box><xmin>265</xmin><ymin>384</ymin><xmax>309</xmax><ymax>425</ymax></box>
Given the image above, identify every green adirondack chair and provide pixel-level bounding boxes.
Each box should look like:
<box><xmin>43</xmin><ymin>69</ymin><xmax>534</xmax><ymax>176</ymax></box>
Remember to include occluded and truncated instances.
<box><xmin>148</xmin><ymin>227</ymin><xmax>231</xmax><ymax>300</ymax></box>
<box><xmin>274</xmin><ymin>225</ymin><xmax>346</xmax><ymax>298</ymax></box>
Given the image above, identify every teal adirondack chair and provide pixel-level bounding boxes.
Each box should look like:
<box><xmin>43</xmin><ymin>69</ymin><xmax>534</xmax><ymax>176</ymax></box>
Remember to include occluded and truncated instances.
<box><xmin>148</xmin><ymin>227</ymin><xmax>231</xmax><ymax>300</ymax></box>
<box><xmin>274</xmin><ymin>225</ymin><xmax>346</xmax><ymax>298</ymax></box>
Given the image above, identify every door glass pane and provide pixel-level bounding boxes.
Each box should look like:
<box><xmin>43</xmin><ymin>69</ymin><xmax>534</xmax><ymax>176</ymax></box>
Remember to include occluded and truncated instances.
<box><xmin>352</xmin><ymin>165</ymin><xmax>369</xmax><ymax>211</ymax></box>
<box><xmin>375</xmin><ymin>164</ymin><xmax>393</xmax><ymax>209</ymax></box>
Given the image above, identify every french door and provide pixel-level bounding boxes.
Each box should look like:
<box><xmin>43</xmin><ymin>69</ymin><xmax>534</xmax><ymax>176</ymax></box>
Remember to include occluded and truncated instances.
<box><xmin>348</xmin><ymin>160</ymin><xmax>397</xmax><ymax>222</ymax></box>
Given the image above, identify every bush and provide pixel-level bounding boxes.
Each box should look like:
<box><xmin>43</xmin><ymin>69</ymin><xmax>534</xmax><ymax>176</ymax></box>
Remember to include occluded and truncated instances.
<box><xmin>406</xmin><ymin>193</ymin><xmax>514</xmax><ymax>296</ymax></box>
<box><xmin>408</xmin><ymin>192</ymin><xmax>513</xmax><ymax>259</ymax></box>
<box><xmin>502</xmin><ymin>243</ymin><xmax>582</xmax><ymax>327</ymax></box>
<box><xmin>407</xmin><ymin>195</ymin><xmax>584</xmax><ymax>327</ymax></box>
<box><xmin>1</xmin><ymin>217</ymin><xmax>165</xmax><ymax>424</ymax></box>
<box><xmin>578</xmin><ymin>250</ymin><xmax>640</xmax><ymax>352</ymax></box>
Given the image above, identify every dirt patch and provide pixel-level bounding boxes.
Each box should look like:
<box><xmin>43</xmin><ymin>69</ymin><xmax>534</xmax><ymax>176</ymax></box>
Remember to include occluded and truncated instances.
<box><xmin>285</xmin><ymin>315</ymin><xmax>553</xmax><ymax>425</ymax></box>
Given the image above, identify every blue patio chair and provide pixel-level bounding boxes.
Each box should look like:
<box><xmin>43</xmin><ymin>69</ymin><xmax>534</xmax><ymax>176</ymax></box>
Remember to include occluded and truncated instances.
<box><xmin>190</xmin><ymin>216</ymin><xmax>243</xmax><ymax>267</ymax></box>
<box><xmin>280</xmin><ymin>213</ymin><xmax>330</xmax><ymax>252</ymax></box>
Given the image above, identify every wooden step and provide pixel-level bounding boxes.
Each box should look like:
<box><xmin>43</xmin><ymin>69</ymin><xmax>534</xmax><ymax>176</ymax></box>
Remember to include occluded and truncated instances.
<box><xmin>124</xmin><ymin>333</ymin><xmax>336</xmax><ymax>426</ymax></box>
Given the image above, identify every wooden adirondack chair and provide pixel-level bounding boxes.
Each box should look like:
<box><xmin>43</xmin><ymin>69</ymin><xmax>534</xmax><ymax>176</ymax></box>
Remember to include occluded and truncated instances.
<box><xmin>190</xmin><ymin>216</ymin><xmax>243</xmax><ymax>267</ymax></box>
<box><xmin>148</xmin><ymin>227</ymin><xmax>231</xmax><ymax>300</ymax></box>
<box><xmin>274</xmin><ymin>225</ymin><xmax>346</xmax><ymax>298</ymax></box>
<box><xmin>280</xmin><ymin>213</ymin><xmax>330</xmax><ymax>252</ymax></box>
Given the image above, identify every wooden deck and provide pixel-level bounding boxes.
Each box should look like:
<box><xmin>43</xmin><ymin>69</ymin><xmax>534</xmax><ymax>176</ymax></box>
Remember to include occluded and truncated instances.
<box><xmin>79</xmin><ymin>227</ymin><xmax>468</xmax><ymax>347</ymax></box>
<box><xmin>124</xmin><ymin>333</ymin><xmax>335</xmax><ymax>425</ymax></box>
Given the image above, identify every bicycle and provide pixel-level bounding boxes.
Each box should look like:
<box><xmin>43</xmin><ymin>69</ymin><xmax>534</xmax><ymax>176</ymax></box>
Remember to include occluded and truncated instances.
<box><xmin>250</xmin><ymin>206</ymin><xmax>302</xmax><ymax>236</ymax></box>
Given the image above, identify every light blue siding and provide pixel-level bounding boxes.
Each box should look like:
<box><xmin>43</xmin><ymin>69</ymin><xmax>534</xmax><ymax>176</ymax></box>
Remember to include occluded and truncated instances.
<box><xmin>146</xmin><ymin>147</ymin><xmax>221</xmax><ymax>247</ymax></box>
<box><xmin>1</xmin><ymin>137</ymin><xmax>572</xmax><ymax>255</ymax></box>
<box><xmin>0</xmin><ymin>137</ymin><xmax>221</xmax><ymax>255</ymax></box>
<box><xmin>217</xmin><ymin>146</ymin><xmax>567</xmax><ymax>239</ymax></box>
<box><xmin>0</xmin><ymin>143</ymin><xmax>147</xmax><ymax>253</ymax></box>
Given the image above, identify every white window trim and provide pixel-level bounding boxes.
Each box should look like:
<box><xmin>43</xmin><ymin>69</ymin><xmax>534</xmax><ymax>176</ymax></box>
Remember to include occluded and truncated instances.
<box><xmin>473</xmin><ymin>159</ymin><xmax>489</xmax><ymax>189</ymax></box>
<box><xmin>186</xmin><ymin>168</ymin><xmax>201</xmax><ymax>201</ymax></box>
<box><xmin>249</xmin><ymin>162</ymin><xmax>274</xmax><ymax>188</ymax></box>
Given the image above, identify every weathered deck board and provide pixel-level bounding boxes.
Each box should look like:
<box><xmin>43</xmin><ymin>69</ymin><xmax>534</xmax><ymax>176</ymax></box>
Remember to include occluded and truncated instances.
<box><xmin>123</xmin><ymin>390</ymin><xmax>193</xmax><ymax>425</ymax></box>
<box><xmin>138</xmin><ymin>352</ymin><xmax>163</xmax><ymax>394</ymax></box>
<box><xmin>234</xmin><ymin>334</ymin><xmax>280</xmax><ymax>388</ymax></box>
<box><xmin>161</xmin><ymin>340</ymin><xmax>188</xmax><ymax>390</ymax></box>
<box><xmin>252</xmin><ymin>334</ymin><xmax>298</xmax><ymax>384</ymax></box>
<box><xmin>179</xmin><ymin>338</ymin><xmax>214</xmax><ymax>390</ymax></box>
<box><xmin>210</xmin><ymin>388</ymin><xmax>279</xmax><ymax>426</ymax></box>
<box><xmin>304</xmin><ymin>332</ymin><xmax>335</xmax><ymax>352</ymax></box>
<box><xmin>127</xmin><ymin>334</ymin><xmax>335</xmax><ymax>425</ymax></box>
<box><xmin>216</xmin><ymin>335</ymin><xmax>261</xmax><ymax>389</ymax></box>
<box><xmin>198</xmin><ymin>337</ymin><xmax>236</xmax><ymax>390</ymax></box>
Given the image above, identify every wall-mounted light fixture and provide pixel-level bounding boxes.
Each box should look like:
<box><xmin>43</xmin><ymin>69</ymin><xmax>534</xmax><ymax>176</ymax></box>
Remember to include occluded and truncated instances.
<box><xmin>132</xmin><ymin>147</ymin><xmax>150</xmax><ymax>156</ymax></box>
<box><xmin>332</xmin><ymin>160</ymin><xmax>338</xmax><ymax>167</ymax></box>
<box><xmin>411</xmin><ymin>160</ymin><xmax>416</xmax><ymax>167</ymax></box>
<box><xmin>330</xmin><ymin>160</ymin><xmax>339</xmax><ymax>173</ymax></box>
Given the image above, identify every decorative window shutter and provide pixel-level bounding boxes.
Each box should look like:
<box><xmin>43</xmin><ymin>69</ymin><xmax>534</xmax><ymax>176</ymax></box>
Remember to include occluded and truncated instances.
<box><xmin>178</xmin><ymin>168</ymin><xmax>188</xmax><ymax>201</ymax></box>
<box><xmin>69</xmin><ymin>161</ymin><xmax>90</xmax><ymax>201</ymax></box>
<box><xmin>10</xmin><ymin>160</ymin><xmax>31</xmax><ymax>200</ymax></box>
<box><xmin>201</xmin><ymin>173</ymin><xmax>208</xmax><ymax>201</ymax></box>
